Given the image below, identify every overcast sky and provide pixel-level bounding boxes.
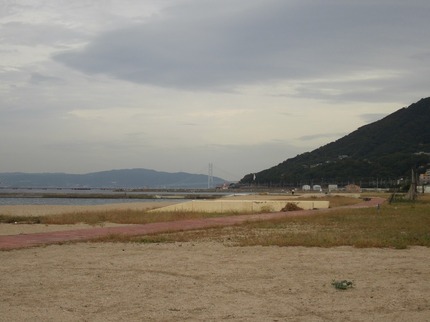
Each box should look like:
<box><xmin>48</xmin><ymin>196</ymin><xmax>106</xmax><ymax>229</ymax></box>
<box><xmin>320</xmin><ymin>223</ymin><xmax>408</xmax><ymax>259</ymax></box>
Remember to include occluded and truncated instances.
<box><xmin>1</xmin><ymin>0</ymin><xmax>429</xmax><ymax>181</ymax></box>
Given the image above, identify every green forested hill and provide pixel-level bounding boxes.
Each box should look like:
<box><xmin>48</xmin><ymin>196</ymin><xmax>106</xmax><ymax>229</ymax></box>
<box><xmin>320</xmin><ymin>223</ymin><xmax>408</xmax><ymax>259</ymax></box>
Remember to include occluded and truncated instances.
<box><xmin>240</xmin><ymin>97</ymin><xmax>430</xmax><ymax>188</ymax></box>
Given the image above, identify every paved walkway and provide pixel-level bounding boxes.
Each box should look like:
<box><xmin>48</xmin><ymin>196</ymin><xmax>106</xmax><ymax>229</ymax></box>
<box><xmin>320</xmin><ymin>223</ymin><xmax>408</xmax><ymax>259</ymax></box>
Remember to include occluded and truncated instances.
<box><xmin>0</xmin><ymin>197</ymin><xmax>384</xmax><ymax>250</ymax></box>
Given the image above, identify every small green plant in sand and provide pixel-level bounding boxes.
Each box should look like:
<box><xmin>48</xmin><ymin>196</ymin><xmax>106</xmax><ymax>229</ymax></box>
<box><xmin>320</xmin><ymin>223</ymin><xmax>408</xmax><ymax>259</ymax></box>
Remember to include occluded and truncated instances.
<box><xmin>331</xmin><ymin>280</ymin><xmax>353</xmax><ymax>290</ymax></box>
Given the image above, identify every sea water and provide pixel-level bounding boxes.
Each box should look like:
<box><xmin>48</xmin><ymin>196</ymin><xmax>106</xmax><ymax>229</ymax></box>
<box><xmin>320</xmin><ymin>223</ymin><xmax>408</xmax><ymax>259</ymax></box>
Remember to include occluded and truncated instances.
<box><xmin>0</xmin><ymin>197</ymin><xmax>171</xmax><ymax>206</ymax></box>
<box><xmin>0</xmin><ymin>188</ymin><xmax>230</xmax><ymax>206</ymax></box>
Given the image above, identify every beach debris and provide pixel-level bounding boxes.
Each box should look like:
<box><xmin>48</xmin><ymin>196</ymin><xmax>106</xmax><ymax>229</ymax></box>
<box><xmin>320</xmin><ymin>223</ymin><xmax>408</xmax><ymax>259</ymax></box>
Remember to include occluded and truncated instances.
<box><xmin>331</xmin><ymin>279</ymin><xmax>353</xmax><ymax>290</ymax></box>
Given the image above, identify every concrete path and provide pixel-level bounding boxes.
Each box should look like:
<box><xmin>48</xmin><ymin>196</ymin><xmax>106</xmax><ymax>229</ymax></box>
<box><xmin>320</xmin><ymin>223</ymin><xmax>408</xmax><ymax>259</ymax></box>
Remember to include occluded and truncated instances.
<box><xmin>0</xmin><ymin>197</ymin><xmax>384</xmax><ymax>250</ymax></box>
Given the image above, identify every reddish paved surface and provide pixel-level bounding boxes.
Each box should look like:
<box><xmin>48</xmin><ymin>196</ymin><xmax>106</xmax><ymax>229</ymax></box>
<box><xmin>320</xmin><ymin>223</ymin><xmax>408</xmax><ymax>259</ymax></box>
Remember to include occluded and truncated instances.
<box><xmin>0</xmin><ymin>197</ymin><xmax>384</xmax><ymax>250</ymax></box>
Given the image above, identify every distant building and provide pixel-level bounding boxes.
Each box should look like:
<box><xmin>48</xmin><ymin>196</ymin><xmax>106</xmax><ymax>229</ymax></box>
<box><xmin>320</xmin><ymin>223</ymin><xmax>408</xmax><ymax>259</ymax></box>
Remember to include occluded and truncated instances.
<box><xmin>312</xmin><ymin>185</ymin><xmax>322</xmax><ymax>191</ymax></box>
<box><xmin>302</xmin><ymin>185</ymin><xmax>311</xmax><ymax>191</ymax></box>
<box><xmin>419</xmin><ymin>169</ymin><xmax>430</xmax><ymax>184</ymax></box>
<box><xmin>216</xmin><ymin>183</ymin><xmax>230</xmax><ymax>190</ymax></box>
<box><xmin>417</xmin><ymin>185</ymin><xmax>430</xmax><ymax>193</ymax></box>
<box><xmin>328</xmin><ymin>184</ymin><xmax>338</xmax><ymax>192</ymax></box>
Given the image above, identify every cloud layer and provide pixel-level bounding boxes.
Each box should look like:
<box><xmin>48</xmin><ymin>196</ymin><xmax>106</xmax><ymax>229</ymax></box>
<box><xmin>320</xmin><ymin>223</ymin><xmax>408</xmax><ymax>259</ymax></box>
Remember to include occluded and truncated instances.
<box><xmin>1</xmin><ymin>0</ymin><xmax>429</xmax><ymax>179</ymax></box>
<box><xmin>54</xmin><ymin>1</ymin><xmax>430</xmax><ymax>99</ymax></box>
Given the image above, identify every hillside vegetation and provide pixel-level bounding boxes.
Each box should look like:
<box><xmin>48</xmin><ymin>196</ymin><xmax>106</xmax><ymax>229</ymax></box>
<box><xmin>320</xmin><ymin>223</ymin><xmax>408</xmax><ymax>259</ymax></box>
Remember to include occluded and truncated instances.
<box><xmin>240</xmin><ymin>97</ymin><xmax>430</xmax><ymax>188</ymax></box>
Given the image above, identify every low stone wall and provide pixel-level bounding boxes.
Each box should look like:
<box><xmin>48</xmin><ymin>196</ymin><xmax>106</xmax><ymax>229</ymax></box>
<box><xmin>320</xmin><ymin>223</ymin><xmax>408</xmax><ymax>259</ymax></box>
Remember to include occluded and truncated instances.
<box><xmin>150</xmin><ymin>200</ymin><xmax>329</xmax><ymax>213</ymax></box>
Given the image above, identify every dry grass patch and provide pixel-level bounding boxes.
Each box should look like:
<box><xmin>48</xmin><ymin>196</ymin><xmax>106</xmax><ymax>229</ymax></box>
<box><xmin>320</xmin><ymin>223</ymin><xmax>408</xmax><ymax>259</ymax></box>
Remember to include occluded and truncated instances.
<box><xmin>101</xmin><ymin>198</ymin><xmax>430</xmax><ymax>249</ymax></box>
<box><xmin>0</xmin><ymin>195</ymin><xmax>358</xmax><ymax>225</ymax></box>
<box><xmin>236</xmin><ymin>202</ymin><xmax>430</xmax><ymax>248</ymax></box>
<box><xmin>0</xmin><ymin>215</ymin><xmax>42</xmax><ymax>224</ymax></box>
<box><xmin>0</xmin><ymin>209</ymin><xmax>253</xmax><ymax>225</ymax></box>
<box><xmin>90</xmin><ymin>233</ymin><xmax>175</xmax><ymax>244</ymax></box>
<box><xmin>325</xmin><ymin>195</ymin><xmax>363</xmax><ymax>207</ymax></box>
<box><xmin>6</xmin><ymin>195</ymin><xmax>427</xmax><ymax>249</ymax></box>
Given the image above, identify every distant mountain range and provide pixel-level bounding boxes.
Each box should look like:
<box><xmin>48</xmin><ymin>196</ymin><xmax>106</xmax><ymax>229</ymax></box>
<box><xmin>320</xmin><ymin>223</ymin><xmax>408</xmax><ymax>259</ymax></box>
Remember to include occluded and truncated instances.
<box><xmin>240</xmin><ymin>97</ymin><xmax>430</xmax><ymax>188</ymax></box>
<box><xmin>0</xmin><ymin>168</ymin><xmax>227</xmax><ymax>189</ymax></box>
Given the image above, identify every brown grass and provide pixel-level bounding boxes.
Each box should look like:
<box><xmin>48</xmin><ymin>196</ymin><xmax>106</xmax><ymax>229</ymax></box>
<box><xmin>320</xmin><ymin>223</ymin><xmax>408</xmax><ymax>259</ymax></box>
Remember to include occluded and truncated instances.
<box><xmin>227</xmin><ymin>201</ymin><xmax>430</xmax><ymax>248</ymax></box>
<box><xmin>4</xmin><ymin>194</ymin><xmax>428</xmax><ymax>249</ymax></box>
<box><xmin>92</xmin><ymin>196</ymin><xmax>430</xmax><ymax>249</ymax></box>
<box><xmin>0</xmin><ymin>195</ymin><xmax>360</xmax><ymax>225</ymax></box>
<box><xmin>0</xmin><ymin>209</ymin><xmax>252</xmax><ymax>225</ymax></box>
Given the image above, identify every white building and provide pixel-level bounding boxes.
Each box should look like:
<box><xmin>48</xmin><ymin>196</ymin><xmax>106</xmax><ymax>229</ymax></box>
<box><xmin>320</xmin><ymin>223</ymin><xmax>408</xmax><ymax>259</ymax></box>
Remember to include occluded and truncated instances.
<box><xmin>312</xmin><ymin>185</ymin><xmax>322</xmax><ymax>191</ymax></box>
<box><xmin>419</xmin><ymin>169</ymin><xmax>430</xmax><ymax>184</ymax></box>
<box><xmin>328</xmin><ymin>184</ymin><xmax>338</xmax><ymax>192</ymax></box>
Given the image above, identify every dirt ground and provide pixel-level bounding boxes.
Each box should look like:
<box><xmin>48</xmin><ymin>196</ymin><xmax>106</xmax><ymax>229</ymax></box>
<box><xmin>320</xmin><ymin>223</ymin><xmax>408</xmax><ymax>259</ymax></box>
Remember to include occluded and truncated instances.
<box><xmin>0</xmin><ymin>202</ymin><xmax>429</xmax><ymax>321</ymax></box>
<box><xmin>0</xmin><ymin>242</ymin><xmax>429</xmax><ymax>321</ymax></box>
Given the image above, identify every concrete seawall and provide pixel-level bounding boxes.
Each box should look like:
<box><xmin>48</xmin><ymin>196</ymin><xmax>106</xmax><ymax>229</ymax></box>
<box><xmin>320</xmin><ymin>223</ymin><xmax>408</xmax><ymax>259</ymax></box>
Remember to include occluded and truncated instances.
<box><xmin>150</xmin><ymin>199</ymin><xmax>330</xmax><ymax>213</ymax></box>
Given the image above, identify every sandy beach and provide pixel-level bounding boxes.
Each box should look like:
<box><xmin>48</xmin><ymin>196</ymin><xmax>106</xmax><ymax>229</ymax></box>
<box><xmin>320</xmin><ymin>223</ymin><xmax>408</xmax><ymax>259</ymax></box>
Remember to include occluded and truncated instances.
<box><xmin>0</xmin><ymin>202</ymin><xmax>178</xmax><ymax>236</ymax></box>
<box><xmin>0</xmin><ymin>196</ymin><xmax>323</xmax><ymax>236</ymax></box>
<box><xmin>0</xmin><ymin>201</ymin><xmax>178</xmax><ymax>217</ymax></box>
<box><xmin>1</xmin><ymin>202</ymin><xmax>429</xmax><ymax>321</ymax></box>
<box><xmin>0</xmin><ymin>242</ymin><xmax>429</xmax><ymax>321</ymax></box>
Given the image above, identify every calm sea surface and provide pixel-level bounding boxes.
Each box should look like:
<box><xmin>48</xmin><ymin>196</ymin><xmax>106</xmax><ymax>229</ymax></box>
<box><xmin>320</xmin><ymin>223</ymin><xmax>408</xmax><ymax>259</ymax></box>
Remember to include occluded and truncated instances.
<box><xmin>0</xmin><ymin>198</ymin><xmax>172</xmax><ymax>206</ymax></box>
<box><xmin>0</xmin><ymin>188</ymin><xmax>230</xmax><ymax>206</ymax></box>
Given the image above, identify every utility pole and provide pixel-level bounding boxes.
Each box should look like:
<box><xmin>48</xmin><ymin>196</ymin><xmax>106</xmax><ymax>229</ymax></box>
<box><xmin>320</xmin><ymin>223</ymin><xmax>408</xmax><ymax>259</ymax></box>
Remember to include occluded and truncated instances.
<box><xmin>405</xmin><ymin>168</ymin><xmax>417</xmax><ymax>201</ymax></box>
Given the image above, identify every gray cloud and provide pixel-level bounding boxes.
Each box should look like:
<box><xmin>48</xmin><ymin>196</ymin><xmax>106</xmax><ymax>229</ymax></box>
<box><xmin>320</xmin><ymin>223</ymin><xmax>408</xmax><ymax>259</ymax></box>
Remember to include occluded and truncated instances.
<box><xmin>292</xmin><ymin>69</ymin><xmax>430</xmax><ymax>104</ymax></box>
<box><xmin>298</xmin><ymin>132</ymin><xmax>346</xmax><ymax>142</ymax></box>
<box><xmin>29</xmin><ymin>73</ymin><xmax>63</xmax><ymax>84</ymax></box>
<box><xmin>53</xmin><ymin>0</ymin><xmax>430</xmax><ymax>97</ymax></box>
<box><xmin>1</xmin><ymin>21</ymin><xmax>85</xmax><ymax>46</ymax></box>
<box><xmin>359</xmin><ymin>113</ymin><xmax>387</xmax><ymax>123</ymax></box>
<box><xmin>1</xmin><ymin>0</ymin><xmax>429</xmax><ymax>177</ymax></box>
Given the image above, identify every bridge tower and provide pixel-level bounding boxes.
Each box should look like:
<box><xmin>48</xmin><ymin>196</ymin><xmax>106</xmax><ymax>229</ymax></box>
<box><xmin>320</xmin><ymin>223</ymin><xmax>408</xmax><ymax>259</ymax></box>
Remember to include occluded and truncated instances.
<box><xmin>208</xmin><ymin>162</ymin><xmax>214</xmax><ymax>189</ymax></box>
